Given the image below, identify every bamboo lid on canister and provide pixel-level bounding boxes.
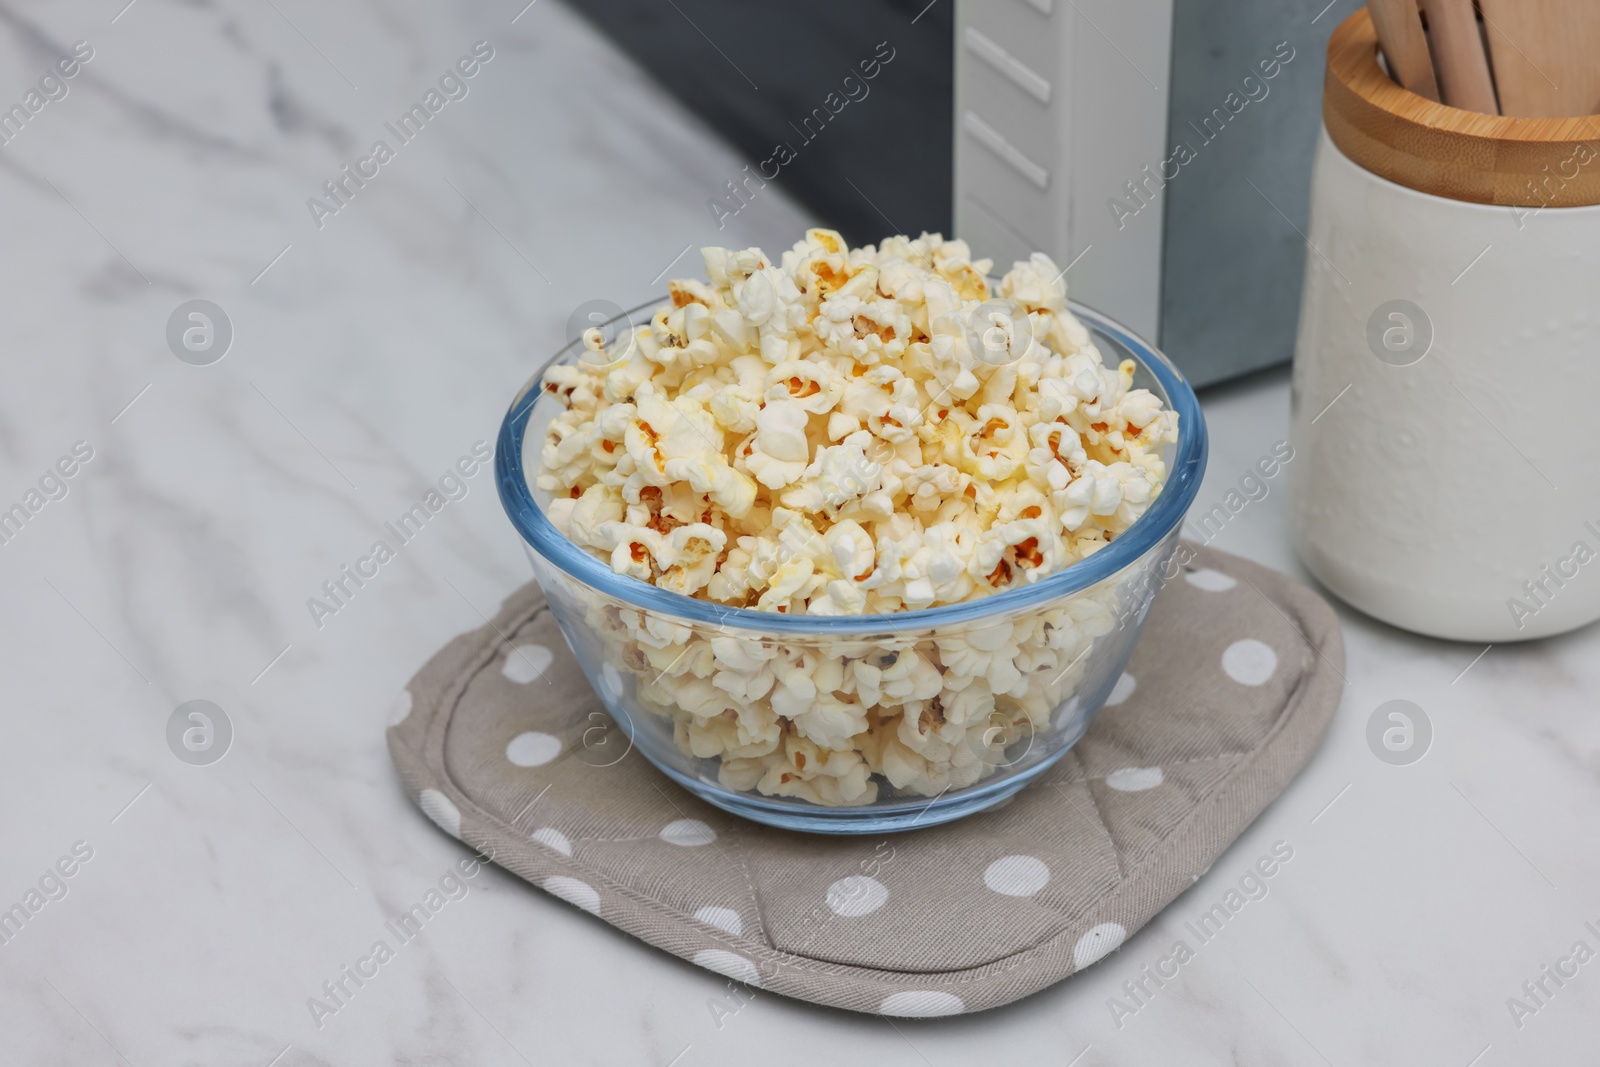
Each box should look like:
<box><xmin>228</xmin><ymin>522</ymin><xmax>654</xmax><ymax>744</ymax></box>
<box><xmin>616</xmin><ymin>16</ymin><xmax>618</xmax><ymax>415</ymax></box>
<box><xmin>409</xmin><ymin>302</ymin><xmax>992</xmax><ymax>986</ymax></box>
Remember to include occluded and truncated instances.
<box><xmin>1324</xmin><ymin>10</ymin><xmax>1600</xmax><ymax>207</ymax></box>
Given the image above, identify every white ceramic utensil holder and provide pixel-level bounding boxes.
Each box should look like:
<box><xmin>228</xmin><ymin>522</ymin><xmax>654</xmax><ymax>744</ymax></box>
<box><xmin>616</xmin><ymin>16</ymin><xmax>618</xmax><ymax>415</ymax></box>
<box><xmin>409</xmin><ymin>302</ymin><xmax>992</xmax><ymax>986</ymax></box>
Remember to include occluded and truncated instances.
<box><xmin>1289</xmin><ymin>12</ymin><xmax>1600</xmax><ymax>641</ymax></box>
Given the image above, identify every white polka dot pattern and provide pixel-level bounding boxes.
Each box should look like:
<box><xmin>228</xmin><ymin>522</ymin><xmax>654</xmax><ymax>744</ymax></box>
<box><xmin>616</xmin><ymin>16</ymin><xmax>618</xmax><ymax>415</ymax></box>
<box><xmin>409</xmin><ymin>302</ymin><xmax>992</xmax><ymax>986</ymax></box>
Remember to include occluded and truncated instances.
<box><xmin>501</xmin><ymin>644</ymin><xmax>554</xmax><ymax>684</ymax></box>
<box><xmin>531</xmin><ymin>827</ymin><xmax>572</xmax><ymax>856</ymax></box>
<box><xmin>1106</xmin><ymin>767</ymin><xmax>1164</xmax><ymax>792</ymax></box>
<box><xmin>505</xmin><ymin>731</ymin><xmax>562</xmax><ymax>767</ymax></box>
<box><xmin>1105</xmin><ymin>672</ymin><xmax>1137</xmax><ymax>706</ymax></box>
<box><xmin>1222</xmin><ymin>638</ymin><xmax>1278</xmax><ymax>686</ymax></box>
<box><xmin>693</xmin><ymin>906</ymin><xmax>743</xmax><ymax>935</ymax></box>
<box><xmin>659</xmin><ymin>819</ymin><xmax>716</xmax><ymax>846</ymax></box>
<box><xmin>825</xmin><ymin>875</ymin><xmax>888</xmax><ymax>917</ymax></box>
<box><xmin>1073</xmin><ymin>922</ymin><xmax>1126</xmax><ymax>968</ymax></box>
<box><xmin>693</xmin><ymin>949</ymin><xmax>761</xmax><ymax>986</ymax></box>
<box><xmin>983</xmin><ymin>855</ymin><xmax>1050</xmax><ymax>897</ymax></box>
<box><xmin>542</xmin><ymin>875</ymin><xmax>600</xmax><ymax>915</ymax></box>
<box><xmin>599</xmin><ymin>662</ymin><xmax>623</xmax><ymax>703</ymax></box>
<box><xmin>1185</xmin><ymin>567</ymin><xmax>1238</xmax><ymax>591</ymax></box>
<box><xmin>419</xmin><ymin>789</ymin><xmax>460</xmax><ymax>838</ymax></box>
<box><xmin>389</xmin><ymin>544</ymin><xmax>1348</xmax><ymax>1017</ymax></box>
<box><xmin>879</xmin><ymin>990</ymin><xmax>965</xmax><ymax>1016</ymax></box>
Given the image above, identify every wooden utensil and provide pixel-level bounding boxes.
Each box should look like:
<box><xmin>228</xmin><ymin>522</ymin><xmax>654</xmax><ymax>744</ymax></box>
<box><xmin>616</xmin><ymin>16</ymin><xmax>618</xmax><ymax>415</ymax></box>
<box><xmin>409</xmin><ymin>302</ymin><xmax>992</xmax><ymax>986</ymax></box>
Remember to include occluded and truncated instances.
<box><xmin>1421</xmin><ymin>0</ymin><xmax>1498</xmax><ymax>113</ymax></box>
<box><xmin>1365</xmin><ymin>0</ymin><xmax>1440</xmax><ymax>101</ymax></box>
<box><xmin>1478</xmin><ymin>0</ymin><xmax>1600</xmax><ymax>117</ymax></box>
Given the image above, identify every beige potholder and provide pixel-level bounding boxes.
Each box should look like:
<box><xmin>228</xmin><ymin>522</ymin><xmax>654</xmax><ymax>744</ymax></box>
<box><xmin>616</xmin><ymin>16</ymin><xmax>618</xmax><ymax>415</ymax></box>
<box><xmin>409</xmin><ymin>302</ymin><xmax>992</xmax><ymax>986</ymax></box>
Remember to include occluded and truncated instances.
<box><xmin>387</xmin><ymin>542</ymin><xmax>1343</xmax><ymax>1015</ymax></box>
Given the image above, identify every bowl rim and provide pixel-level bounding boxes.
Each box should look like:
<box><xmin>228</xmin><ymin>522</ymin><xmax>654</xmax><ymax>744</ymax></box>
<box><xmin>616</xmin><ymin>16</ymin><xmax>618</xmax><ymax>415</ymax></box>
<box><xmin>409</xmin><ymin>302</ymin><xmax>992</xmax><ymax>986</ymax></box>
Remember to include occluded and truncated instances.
<box><xmin>496</xmin><ymin>296</ymin><xmax>1208</xmax><ymax>634</ymax></box>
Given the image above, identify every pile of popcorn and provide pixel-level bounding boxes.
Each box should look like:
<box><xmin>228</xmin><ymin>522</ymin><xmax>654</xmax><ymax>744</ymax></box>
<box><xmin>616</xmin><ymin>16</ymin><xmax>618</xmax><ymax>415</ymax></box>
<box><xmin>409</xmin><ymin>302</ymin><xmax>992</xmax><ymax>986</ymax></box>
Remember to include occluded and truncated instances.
<box><xmin>534</xmin><ymin>230</ymin><xmax>1178</xmax><ymax>805</ymax></box>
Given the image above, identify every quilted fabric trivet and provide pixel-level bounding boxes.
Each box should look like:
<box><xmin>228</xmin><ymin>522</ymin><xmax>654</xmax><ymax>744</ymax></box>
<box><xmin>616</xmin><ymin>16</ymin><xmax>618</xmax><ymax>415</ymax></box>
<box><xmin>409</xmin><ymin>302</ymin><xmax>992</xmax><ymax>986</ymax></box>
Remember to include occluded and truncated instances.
<box><xmin>387</xmin><ymin>541</ymin><xmax>1343</xmax><ymax>1015</ymax></box>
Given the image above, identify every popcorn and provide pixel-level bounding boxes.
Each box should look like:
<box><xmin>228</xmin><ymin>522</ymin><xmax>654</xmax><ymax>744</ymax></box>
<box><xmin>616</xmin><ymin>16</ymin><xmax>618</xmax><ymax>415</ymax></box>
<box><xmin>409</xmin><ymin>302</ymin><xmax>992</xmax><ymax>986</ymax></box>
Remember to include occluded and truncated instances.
<box><xmin>535</xmin><ymin>231</ymin><xmax>1179</xmax><ymax>805</ymax></box>
<box><xmin>744</xmin><ymin>400</ymin><xmax>812</xmax><ymax>490</ymax></box>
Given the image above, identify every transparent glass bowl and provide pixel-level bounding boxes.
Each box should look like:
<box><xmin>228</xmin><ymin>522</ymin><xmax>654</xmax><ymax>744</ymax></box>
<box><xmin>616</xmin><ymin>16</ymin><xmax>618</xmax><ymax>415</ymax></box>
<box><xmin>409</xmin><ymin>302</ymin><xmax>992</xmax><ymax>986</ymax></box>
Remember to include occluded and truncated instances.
<box><xmin>496</xmin><ymin>300</ymin><xmax>1207</xmax><ymax>834</ymax></box>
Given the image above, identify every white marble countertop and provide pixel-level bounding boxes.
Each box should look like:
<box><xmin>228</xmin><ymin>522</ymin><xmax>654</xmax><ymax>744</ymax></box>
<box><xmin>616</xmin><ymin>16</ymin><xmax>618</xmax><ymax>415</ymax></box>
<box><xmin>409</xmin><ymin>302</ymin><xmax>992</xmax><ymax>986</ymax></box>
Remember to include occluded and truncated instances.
<box><xmin>2</xmin><ymin>1</ymin><xmax>1597</xmax><ymax>1064</ymax></box>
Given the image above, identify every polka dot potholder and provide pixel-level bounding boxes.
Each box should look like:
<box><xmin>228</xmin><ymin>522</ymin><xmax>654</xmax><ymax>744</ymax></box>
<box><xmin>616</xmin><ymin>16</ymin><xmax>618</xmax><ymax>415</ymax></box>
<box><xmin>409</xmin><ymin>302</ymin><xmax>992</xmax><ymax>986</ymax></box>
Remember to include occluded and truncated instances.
<box><xmin>387</xmin><ymin>542</ymin><xmax>1343</xmax><ymax>1016</ymax></box>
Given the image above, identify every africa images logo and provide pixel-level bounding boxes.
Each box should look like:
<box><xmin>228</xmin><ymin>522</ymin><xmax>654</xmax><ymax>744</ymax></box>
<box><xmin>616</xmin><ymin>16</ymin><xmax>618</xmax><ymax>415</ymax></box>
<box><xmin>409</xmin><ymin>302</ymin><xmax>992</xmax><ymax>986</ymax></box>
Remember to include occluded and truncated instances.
<box><xmin>306</xmin><ymin>442</ymin><xmax>493</xmax><ymax>629</ymax></box>
<box><xmin>305</xmin><ymin>42</ymin><xmax>496</xmax><ymax>230</ymax></box>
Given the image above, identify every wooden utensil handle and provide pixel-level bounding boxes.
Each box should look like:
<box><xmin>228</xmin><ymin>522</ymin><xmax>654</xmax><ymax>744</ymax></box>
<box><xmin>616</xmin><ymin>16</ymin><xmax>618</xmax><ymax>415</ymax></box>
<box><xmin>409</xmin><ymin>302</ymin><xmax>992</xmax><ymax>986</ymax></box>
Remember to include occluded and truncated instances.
<box><xmin>1422</xmin><ymin>0</ymin><xmax>1497</xmax><ymax>113</ymax></box>
<box><xmin>1365</xmin><ymin>0</ymin><xmax>1440</xmax><ymax>101</ymax></box>
<box><xmin>1480</xmin><ymin>0</ymin><xmax>1600</xmax><ymax>117</ymax></box>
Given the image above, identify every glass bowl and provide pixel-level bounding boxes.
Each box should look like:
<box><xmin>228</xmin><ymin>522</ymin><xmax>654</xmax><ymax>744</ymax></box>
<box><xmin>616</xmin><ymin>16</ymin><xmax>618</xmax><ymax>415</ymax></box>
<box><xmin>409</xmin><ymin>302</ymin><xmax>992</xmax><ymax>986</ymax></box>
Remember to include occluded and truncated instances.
<box><xmin>496</xmin><ymin>299</ymin><xmax>1207</xmax><ymax>834</ymax></box>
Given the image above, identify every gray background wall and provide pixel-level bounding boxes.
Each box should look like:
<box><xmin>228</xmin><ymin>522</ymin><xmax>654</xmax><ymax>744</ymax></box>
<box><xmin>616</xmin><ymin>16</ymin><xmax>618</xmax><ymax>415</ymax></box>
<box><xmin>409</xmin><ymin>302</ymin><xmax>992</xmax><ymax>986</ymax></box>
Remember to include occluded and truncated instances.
<box><xmin>1158</xmin><ymin>0</ymin><xmax>1364</xmax><ymax>383</ymax></box>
